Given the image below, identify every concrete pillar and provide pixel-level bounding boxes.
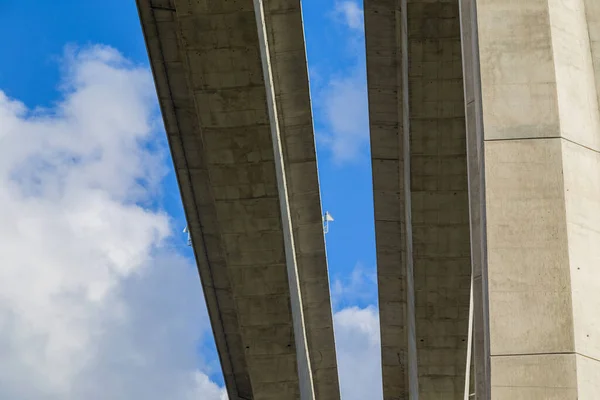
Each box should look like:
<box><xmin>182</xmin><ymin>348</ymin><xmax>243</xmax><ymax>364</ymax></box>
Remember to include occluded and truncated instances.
<box><xmin>460</xmin><ymin>0</ymin><xmax>600</xmax><ymax>398</ymax></box>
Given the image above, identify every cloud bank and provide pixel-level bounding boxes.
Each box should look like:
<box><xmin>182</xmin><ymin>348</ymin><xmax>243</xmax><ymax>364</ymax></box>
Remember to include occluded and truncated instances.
<box><xmin>0</xmin><ymin>45</ymin><xmax>225</xmax><ymax>400</ymax></box>
<box><xmin>334</xmin><ymin>306</ymin><xmax>382</xmax><ymax>400</ymax></box>
<box><xmin>332</xmin><ymin>262</ymin><xmax>382</xmax><ymax>400</ymax></box>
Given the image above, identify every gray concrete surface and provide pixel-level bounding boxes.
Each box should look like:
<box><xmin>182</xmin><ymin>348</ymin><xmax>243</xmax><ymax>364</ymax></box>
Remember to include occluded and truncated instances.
<box><xmin>136</xmin><ymin>1</ymin><xmax>340</xmax><ymax>399</ymax></box>
<box><xmin>458</xmin><ymin>0</ymin><xmax>490</xmax><ymax>396</ymax></box>
<box><xmin>137</xmin><ymin>0</ymin><xmax>600</xmax><ymax>398</ymax></box>
<box><xmin>460</xmin><ymin>0</ymin><xmax>600</xmax><ymax>398</ymax></box>
<box><xmin>367</xmin><ymin>0</ymin><xmax>600</xmax><ymax>399</ymax></box>
<box><xmin>365</xmin><ymin>1</ymin><xmax>472</xmax><ymax>399</ymax></box>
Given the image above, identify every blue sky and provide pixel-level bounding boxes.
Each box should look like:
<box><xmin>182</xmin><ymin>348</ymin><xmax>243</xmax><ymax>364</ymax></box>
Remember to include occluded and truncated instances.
<box><xmin>0</xmin><ymin>1</ymin><xmax>380</xmax><ymax>398</ymax></box>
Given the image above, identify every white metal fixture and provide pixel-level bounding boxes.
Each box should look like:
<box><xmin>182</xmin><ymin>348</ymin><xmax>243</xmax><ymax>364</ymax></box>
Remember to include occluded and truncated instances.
<box><xmin>183</xmin><ymin>226</ymin><xmax>191</xmax><ymax>246</ymax></box>
<box><xmin>323</xmin><ymin>211</ymin><xmax>334</xmax><ymax>234</ymax></box>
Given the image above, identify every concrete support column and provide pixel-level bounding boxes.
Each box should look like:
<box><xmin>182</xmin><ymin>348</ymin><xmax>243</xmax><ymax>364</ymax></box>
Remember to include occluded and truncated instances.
<box><xmin>460</xmin><ymin>0</ymin><xmax>600</xmax><ymax>398</ymax></box>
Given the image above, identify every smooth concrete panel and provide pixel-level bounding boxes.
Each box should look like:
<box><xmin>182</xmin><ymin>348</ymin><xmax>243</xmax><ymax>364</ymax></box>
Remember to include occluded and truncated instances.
<box><xmin>562</xmin><ymin>140</ymin><xmax>600</xmax><ymax>361</ymax></box>
<box><xmin>476</xmin><ymin>0</ymin><xmax>600</xmax><ymax>149</ymax></box>
<box><xmin>576</xmin><ymin>354</ymin><xmax>600</xmax><ymax>399</ymax></box>
<box><xmin>585</xmin><ymin>0</ymin><xmax>600</xmax><ymax>106</ymax></box>
<box><xmin>548</xmin><ymin>0</ymin><xmax>600</xmax><ymax>151</ymax></box>
<box><xmin>490</xmin><ymin>354</ymin><xmax>578</xmax><ymax>400</ymax></box>
<box><xmin>484</xmin><ymin>139</ymin><xmax>574</xmax><ymax>356</ymax></box>
<box><xmin>476</xmin><ymin>0</ymin><xmax>560</xmax><ymax>141</ymax></box>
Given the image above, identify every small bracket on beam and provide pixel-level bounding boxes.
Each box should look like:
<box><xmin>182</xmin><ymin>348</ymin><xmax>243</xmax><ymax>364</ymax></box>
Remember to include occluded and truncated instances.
<box><xmin>183</xmin><ymin>225</ymin><xmax>191</xmax><ymax>246</ymax></box>
<box><xmin>323</xmin><ymin>211</ymin><xmax>334</xmax><ymax>234</ymax></box>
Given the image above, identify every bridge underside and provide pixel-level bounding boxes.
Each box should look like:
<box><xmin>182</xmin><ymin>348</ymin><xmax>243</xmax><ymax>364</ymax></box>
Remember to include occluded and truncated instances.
<box><xmin>137</xmin><ymin>1</ymin><xmax>340</xmax><ymax>399</ymax></box>
<box><xmin>137</xmin><ymin>0</ymin><xmax>600</xmax><ymax>398</ymax></box>
<box><xmin>366</xmin><ymin>0</ymin><xmax>600</xmax><ymax>399</ymax></box>
<box><xmin>365</xmin><ymin>1</ymin><xmax>471</xmax><ymax>399</ymax></box>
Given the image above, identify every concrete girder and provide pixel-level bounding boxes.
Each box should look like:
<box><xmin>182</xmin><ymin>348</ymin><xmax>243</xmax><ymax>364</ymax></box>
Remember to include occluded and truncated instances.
<box><xmin>365</xmin><ymin>1</ymin><xmax>471</xmax><ymax>399</ymax></box>
<box><xmin>136</xmin><ymin>1</ymin><xmax>340</xmax><ymax>399</ymax></box>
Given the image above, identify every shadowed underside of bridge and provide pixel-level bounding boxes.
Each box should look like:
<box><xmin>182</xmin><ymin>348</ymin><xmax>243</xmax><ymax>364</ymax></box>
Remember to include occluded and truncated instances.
<box><xmin>137</xmin><ymin>0</ymin><xmax>600</xmax><ymax>398</ymax></box>
<box><xmin>365</xmin><ymin>1</ymin><xmax>471</xmax><ymax>399</ymax></box>
<box><xmin>136</xmin><ymin>1</ymin><xmax>340</xmax><ymax>399</ymax></box>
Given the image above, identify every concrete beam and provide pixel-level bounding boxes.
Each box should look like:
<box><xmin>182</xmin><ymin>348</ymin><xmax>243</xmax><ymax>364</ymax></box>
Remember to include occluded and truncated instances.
<box><xmin>136</xmin><ymin>1</ymin><xmax>340</xmax><ymax>399</ymax></box>
<box><xmin>365</xmin><ymin>1</ymin><xmax>472</xmax><ymax>399</ymax></box>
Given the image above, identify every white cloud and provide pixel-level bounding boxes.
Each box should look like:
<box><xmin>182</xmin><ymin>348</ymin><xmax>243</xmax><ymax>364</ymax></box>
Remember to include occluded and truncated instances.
<box><xmin>335</xmin><ymin>1</ymin><xmax>364</xmax><ymax>31</ymax></box>
<box><xmin>0</xmin><ymin>45</ymin><xmax>225</xmax><ymax>399</ymax></box>
<box><xmin>187</xmin><ymin>372</ymin><xmax>228</xmax><ymax>400</ymax></box>
<box><xmin>316</xmin><ymin>2</ymin><xmax>369</xmax><ymax>164</ymax></box>
<box><xmin>318</xmin><ymin>71</ymin><xmax>370</xmax><ymax>164</ymax></box>
<box><xmin>332</xmin><ymin>263</ymin><xmax>378</xmax><ymax>309</ymax></box>
<box><xmin>334</xmin><ymin>306</ymin><xmax>383</xmax><ymax>400</ymax></box>
<box><xmin>331</xmin><ymin>262</ymin><xmax>383</xmax><ymax>398</ymax></box>
<box><xmin>0</xmin><ymin>42</ymin><xmax>384</xmax><ymax>400</ymax></box>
